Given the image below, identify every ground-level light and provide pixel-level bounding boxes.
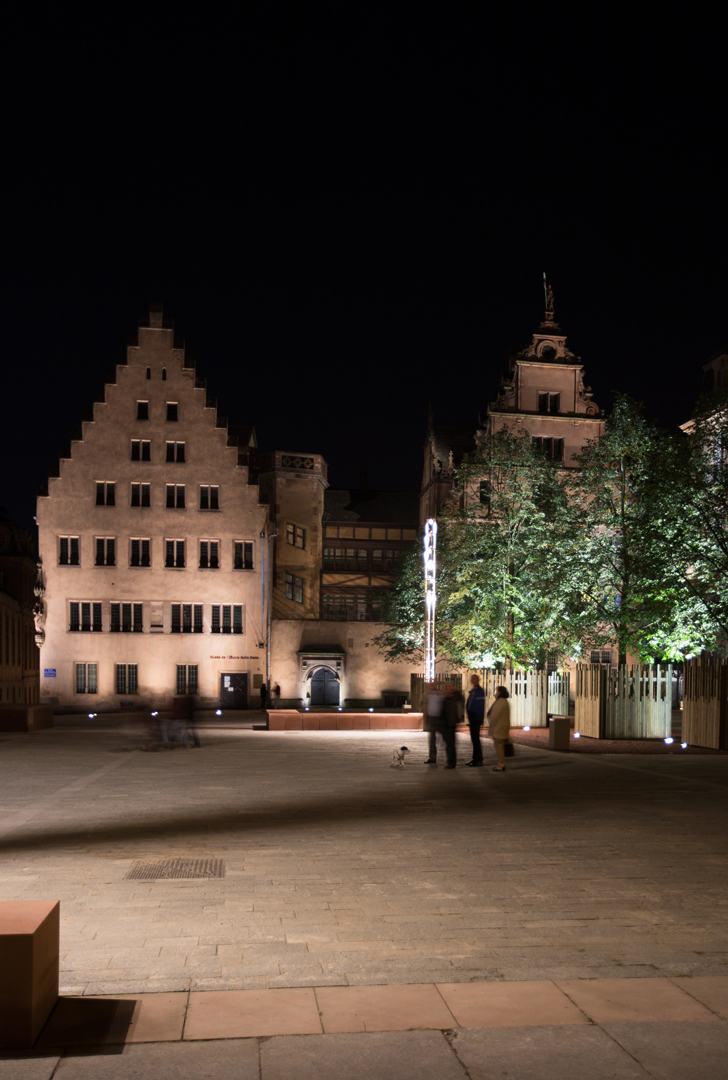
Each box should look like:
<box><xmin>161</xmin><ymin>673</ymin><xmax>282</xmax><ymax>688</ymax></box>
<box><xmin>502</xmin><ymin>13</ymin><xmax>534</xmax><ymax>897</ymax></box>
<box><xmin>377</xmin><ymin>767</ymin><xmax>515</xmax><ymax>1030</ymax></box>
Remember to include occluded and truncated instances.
<box><xmin>664</xmin><ymin>737</ymin><xmax>674</xmax><ymax>745</ymax></box>
<box><xmin>681</xmin><ymin>742</ymin><xmax>688</xmax><ymax>749</ymax></box>
<box><xmin>573</xmin><ymin>732</ymin><xmax>581</xmax><ymax>739</ymax></box>
<box><xmin>151</xmin><ymin>711</ymin><xmax>158</xmax><ymax>717</ymax></box>
<box><xmin>215</xmin><ymin>709</ymin><xmax>222</xmax><ymax>716</ymax></box>
<box><xmin>523</xmin><ymin>725</ymin><xmax>531</xmax><ymax>732</ymax></box>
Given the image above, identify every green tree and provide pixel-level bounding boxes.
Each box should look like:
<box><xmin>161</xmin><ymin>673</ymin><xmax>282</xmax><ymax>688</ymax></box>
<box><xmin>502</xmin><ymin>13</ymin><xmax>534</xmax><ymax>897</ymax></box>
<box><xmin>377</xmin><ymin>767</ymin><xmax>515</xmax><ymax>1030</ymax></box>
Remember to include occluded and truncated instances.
<box><xmin>375</xmin><ymin>428</ymin><xmax>579</xmax><ymax>669</ymax></box>
<box><xmin>565</xmin><ymin>395</ymin><xmax>716</xmax><ymax>663</ymax></box>
<box><xmin>663</xmin><ymin>387</ymin><xmax>728</xmax><ymax>649</ymax></box>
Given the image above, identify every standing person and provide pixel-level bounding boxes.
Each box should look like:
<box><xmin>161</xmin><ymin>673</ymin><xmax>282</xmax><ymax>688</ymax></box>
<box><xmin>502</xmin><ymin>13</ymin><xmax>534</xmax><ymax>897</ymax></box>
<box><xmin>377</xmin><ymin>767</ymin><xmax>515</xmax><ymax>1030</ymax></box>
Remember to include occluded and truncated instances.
<box><xmin>466</xmin><ymin>674</ymin><xmax>486</xmax><ymax>766</ymax></box>
<box><xmin>272</xmin><ymin>683</ymin><xmax>281</xmax><ymax>709</ymax></box>
<box><xmin>260</xmin><ymin>682</ymin><xmax>268</xmax><ymax>710</ymax></box>
<box><xmin>425</xmin><ymin>682</ymin><xmax>460</xmax><ymax>769</ymax></box>
<box><xmin>423</xmin><ymin>683</ymin><xmax>445</xmax><ymax>764</ymax></box>
<box><xmin>487</xmin><ymin>685</ymin><xmax>511</xmax><ymax>772</ymax></box>
<box><xmin>183</xmin><ymin>695</ymin><xmax>201</xmax><ymax>749</ymax></box>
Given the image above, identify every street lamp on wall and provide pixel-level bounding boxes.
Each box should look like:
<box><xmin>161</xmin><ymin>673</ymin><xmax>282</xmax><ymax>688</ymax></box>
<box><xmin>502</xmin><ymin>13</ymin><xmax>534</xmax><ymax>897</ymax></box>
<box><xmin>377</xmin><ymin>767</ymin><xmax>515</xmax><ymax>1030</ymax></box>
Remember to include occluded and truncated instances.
<box><xmin>423</xmin><ymin>518</ymin><xmax>437</xmax><ymax>682</ymax></box>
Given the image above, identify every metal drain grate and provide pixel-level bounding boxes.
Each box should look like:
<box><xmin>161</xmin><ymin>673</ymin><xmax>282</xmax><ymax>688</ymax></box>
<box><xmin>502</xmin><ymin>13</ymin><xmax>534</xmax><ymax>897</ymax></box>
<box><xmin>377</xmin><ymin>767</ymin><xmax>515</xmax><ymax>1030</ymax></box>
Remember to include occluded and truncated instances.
<box><xmin>124</xmin><ymin>857</ymin><xmax>226</xmax><ymax>881</ymax></box>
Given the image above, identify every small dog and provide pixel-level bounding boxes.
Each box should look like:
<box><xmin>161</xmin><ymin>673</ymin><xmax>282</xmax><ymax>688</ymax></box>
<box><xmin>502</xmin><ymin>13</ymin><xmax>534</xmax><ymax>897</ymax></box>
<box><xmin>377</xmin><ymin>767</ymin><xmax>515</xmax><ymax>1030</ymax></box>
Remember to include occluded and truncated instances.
<box><xmin>391</xmin><ymin>746</ymin><xmax>410</xmax><ymax>768</ymax></box>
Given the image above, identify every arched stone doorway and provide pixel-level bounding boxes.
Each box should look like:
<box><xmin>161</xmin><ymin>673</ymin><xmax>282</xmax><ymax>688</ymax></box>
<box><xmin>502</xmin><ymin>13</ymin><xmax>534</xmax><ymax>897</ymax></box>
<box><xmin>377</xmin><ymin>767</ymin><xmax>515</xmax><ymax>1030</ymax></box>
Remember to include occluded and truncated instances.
<box><xmin>310</xmin><ymin>667</ymin><xmax>340</xmax><ymax>706</ymax></box>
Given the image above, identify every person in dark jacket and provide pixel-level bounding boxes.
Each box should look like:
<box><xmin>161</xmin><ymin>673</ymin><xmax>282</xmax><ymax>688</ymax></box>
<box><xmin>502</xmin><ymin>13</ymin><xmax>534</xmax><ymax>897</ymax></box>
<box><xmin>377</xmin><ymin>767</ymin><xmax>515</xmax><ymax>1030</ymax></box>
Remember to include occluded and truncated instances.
<box><xmin>260</xmin><ymin>683</ymin><xmax>268</xmax><ymax>709</ymax></box>
<box><xmin>465</xmin><ymin>673</ymin><xmax>486</xmax><ymax>765</ymax></box>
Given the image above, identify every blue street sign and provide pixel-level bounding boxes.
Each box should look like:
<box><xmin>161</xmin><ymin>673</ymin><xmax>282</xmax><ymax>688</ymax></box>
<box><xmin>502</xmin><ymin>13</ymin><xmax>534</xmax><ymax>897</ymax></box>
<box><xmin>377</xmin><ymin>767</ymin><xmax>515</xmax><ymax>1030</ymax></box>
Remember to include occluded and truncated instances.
<box><xmin>44</xmin><ymin>669</ymin><xmax>56</xmax><ymax>677</ymax></box>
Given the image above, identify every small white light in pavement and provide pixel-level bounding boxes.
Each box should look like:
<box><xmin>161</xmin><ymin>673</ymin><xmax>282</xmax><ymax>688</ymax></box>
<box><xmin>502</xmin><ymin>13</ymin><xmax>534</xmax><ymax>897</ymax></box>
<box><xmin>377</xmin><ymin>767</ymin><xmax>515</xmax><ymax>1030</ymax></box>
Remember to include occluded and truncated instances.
<box><xmin>681</xmin><ymin>742</ymin><xmax>688</xmax><ymax>749</ymax></box>
<box><xmin>523</xmin><ymin>725</ymin><xmax>531</xmax><ymax>732</ymax></box>
<box><xmin>664</xmin><ymin>737</ymin><xmax>674</xmax><ymax>745</ymax></box>
<box><xmin>369</xmin><ymin>708</ymin><xmax>374</xmax><ymax>712</ymax></box>
<box><xmin>216</xmin><ymin>709</ymin><xmax>222</xmax><ymax>716</ymax></box>
<box><xmin>338</xmin><ymin>707</ymin><xmax>343</xmax><ymax>712</ymax></box>
<box><xmin>573</xmin><ymin>732</ymin><xmax>581</xmax><ymax>739</ymax></box>
<box><xmin>88</xmin><ymin>713</ymin><xmax>94</xmax><ymax>718</ymax></box>
<box><xmin>305</xmin><ymin>707</ymin><xmax>310</xmax><ymax>711</ymax></box>
<box><xmin>151</xmin><ymin>711</ymin><xmax>158</xmax><ymax>717</ymax></box>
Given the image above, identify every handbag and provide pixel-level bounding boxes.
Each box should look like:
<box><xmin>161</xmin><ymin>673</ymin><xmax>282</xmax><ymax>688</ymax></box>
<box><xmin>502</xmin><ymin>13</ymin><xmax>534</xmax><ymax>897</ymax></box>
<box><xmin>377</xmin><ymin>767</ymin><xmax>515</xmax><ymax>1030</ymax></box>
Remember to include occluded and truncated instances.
<box><xmin>504</xmin><ymin>741</ymin><xmax>515</xmax><ymax>758</ymax></box>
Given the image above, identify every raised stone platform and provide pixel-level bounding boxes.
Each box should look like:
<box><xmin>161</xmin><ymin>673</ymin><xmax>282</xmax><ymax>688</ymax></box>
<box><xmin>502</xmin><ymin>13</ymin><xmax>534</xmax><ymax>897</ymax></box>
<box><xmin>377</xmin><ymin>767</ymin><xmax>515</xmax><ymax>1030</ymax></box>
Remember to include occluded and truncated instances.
<box><xmin>0</xmin><ymin>704</ymin><xmax>54</xmax><ymax>732</ymax></box>
<box><xmin>266</xmin><ymin>710</ymin><xmax>424</xmax><ymax>731</ymax></box>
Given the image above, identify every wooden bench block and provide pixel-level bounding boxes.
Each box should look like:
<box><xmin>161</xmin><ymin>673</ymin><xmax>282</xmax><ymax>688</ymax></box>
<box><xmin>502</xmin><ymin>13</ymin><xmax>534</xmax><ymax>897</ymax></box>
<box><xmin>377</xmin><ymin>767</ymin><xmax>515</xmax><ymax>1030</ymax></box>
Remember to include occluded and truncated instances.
<box><xmin>0</xmin><ymin>900</ymin><xmax>60</xmax><ymax>1049</ymax></box>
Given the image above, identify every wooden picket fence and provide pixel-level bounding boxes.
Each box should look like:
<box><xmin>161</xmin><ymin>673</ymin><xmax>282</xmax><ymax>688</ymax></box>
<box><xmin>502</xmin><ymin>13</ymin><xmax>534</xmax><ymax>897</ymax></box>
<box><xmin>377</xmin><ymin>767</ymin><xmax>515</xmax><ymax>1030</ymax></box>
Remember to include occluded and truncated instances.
<box><xmin>575</xmin><ymin>663</ymin><xmax>672</xmax><ymax>740</ymax></box>
<box><xmin>683</xmin><ymin>657</ymin><xmax>728</xmax><ymax>750</ymax></box>
<box><xmin>411</xmin><ymin>669</ymin><xmax>569</xmax><ymax>729</ymax></box>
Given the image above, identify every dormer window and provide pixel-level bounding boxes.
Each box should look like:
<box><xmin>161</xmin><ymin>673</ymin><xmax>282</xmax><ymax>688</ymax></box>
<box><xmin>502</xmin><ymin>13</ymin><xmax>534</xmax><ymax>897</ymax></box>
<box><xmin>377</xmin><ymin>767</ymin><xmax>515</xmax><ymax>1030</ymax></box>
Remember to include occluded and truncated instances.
<box><xmin>541</xmin><ymin>344</ymin><xmax>556</xmax><ymax>360</ymax></box>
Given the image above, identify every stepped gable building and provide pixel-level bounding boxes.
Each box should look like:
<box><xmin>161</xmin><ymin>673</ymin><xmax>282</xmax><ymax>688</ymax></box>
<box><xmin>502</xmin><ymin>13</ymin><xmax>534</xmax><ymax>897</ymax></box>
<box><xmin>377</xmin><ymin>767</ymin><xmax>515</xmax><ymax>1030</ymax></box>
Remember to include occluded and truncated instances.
<box><xmin>420</xmin><ymin>288</ymin><xmax>604</xmax><ymax>524</ymax></box>
<box><xmin>37</xmin><ymin>305</ymin><xmax>269</xmax><ymax>711</ymax></box>
<box><xmin>270</xmin><ymin>484</ymin><xmax>418</xmax><ymax>707</ymax></box>
<box><xmin>0</xmin><ymin>511</ymin><xmax>41</xmax><ymax>707</ymax></box>
<box><xmin>483</xmin><ymin>288</ymin><xmax>603</xmax><ymax>454</ymax></box>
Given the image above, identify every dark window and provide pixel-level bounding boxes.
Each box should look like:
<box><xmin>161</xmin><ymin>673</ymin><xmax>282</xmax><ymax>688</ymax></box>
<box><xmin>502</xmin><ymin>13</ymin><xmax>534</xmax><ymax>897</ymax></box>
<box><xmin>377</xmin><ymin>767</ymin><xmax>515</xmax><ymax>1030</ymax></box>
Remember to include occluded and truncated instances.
<box><xmin>166</xmin><ymin>402</ymin><xmax>178</xmax><ymax>421</ymax></box>
<box><xmin>166</xmin><ymin>484</ymin><xmax>185</xmax><ymax>509</ymax></box>
<box><xmin>549</xmin><ymin>393</ymin><xmax>560</xmax><ymax>414</ymax></box>
<box><xmin>59</xmin><ymin>536</ymin><xmax>80</xmax><ymax>566</ymax></box>
<box><xmin>199</xmin><ymin>485</ymin><xmax>219</xmax><ymax>510</ymax></box>
<box><xmin>81</xmin><ymin>602</ymin><xmax>91</xmax><ymax>631</ymax></box>
<box><xmin>95</xmin><ymin>537</ymin><xmax>115</xmax><ymax>566</ymax></box>
<box><xmin>116</xmin><ymin>663</ymin><xmax>138</xmax><ymax>694</ymax></box>
<box><xmin>171</xmin><ymin>604</ymin><xmax>181</xmax><ymax>633</ymax></box>
<box><xmin>137</xmin><ymin>400</ymin><xmax>149</xmax><ymax>420</ymax></box>
<box><xmin>165</xmin><ymin>539</ymin><xmax>185</xmax><ymax>568</ymax></box>
<box><xmin>199</xmin><ymin>540</ymin><xmax>219</xmax><ymax>569</ymax></box>
<box><xmin>182</xmin><ymin>604</ymin><xmax>193</xmax><ymax>633</ymax></box>
<box><xmin>286</xmin><ymin>523</ymin><xmax>306</xmax><ymax>549</ymax></box>
<box><xmin>176</xmin><ymin>664</ymin><xmax>198</xmax><ymax>694</ymax></box>
<box><xmin>590</xmin><ymin>650</ymin><xmax>613</xmax><ymax>666</ymax></box>
<box><xmin>96</xmin><ymin>482</ymin><xmax>115</xmax><ymax>506</ymax></box>
<box><xmin>211</xmin><ymin>605</ymin><xmax>220</xmax><ymax>633</ymax></box>
<box><xmin>538</xmin><ymin>393</ymin><xmax>549</xmax><ymax>414</ymax></box>
<box><xmin>233</xmin><ymin>605</ymin><xmax>243</xmax><ymax>634</ymax></box>
<box><xmin>479</xmin><ymin>480</ymin><xmax>492</xmax><ymax>512</ymax></box>
<box><xmin>130</xmin><ymin>538</ymin><xmax>151</xmax><ymax>567</ymax></box>
<box><xmin>70</xmin><ymin>602</ymin><xmax>80</xmax><ymax>631</ymax></box>
<box><xmin>233</xmin><ymin>541</ymin><xmax>253</xmax><ymax>569</ymax></box>
<box><xmin>162</xmin><ymin>367</ymin><xmax>166</xmax><ymax>381</ymax></box>
<box><xmin>194</xmin><ymin>604</ymin><xmax>203</xmax><ymax>633</ymax></box>
<box><xmin>131</xmin><ymin>440</ymin><xmax>151</xmax><ymax>461</ymax></box>
<box><xmin>553</xmin><ymin>438</ymin><xmax>564</xmax><ymax>461</ymax></box>
<box><xmin>75</xmin><ymin>663</ymin><xmax>97</xmax><ymax>694</ymax></box>
<box><xmin>285</xmin><ymin>573</ymin><xmax>304</xmax><ymax>604</ymax></box>
<box><xmin>145</xmin><ymin>368</ymin><xmax>151</xmax><ymax>380</ymax></box>
<box><xmin>166</xmin><ymin>442</ymin><xmax>185</xmax><ymax>462</ymax></box>
<box><xmin>131</xmin><ymin>483</ymin><xmax>151</xmax><ymax>508</ymax></box>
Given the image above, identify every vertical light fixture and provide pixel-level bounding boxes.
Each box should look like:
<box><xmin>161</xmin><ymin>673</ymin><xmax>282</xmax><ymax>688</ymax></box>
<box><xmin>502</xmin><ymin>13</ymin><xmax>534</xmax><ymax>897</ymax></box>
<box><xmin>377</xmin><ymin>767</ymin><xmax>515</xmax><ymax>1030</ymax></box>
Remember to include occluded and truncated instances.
<box><xmin>423</xmin><ymin>518</ymin><xmax>437</xmax><ymax>682</ymax></box>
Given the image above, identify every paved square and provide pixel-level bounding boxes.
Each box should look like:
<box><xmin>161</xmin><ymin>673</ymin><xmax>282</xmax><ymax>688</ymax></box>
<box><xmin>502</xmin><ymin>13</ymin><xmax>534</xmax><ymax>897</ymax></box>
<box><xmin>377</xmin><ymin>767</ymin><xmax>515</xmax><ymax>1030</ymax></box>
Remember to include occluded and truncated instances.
<box><xmin>1</xmin><ymin>720</ymin><xmax>727</xmax><ymax>994</ymax></box>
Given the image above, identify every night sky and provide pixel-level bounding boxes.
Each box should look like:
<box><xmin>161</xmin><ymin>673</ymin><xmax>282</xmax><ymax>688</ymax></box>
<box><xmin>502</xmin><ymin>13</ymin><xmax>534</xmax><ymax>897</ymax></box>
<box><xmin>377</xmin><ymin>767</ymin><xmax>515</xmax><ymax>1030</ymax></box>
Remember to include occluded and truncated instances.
<box><xmin>3</xmin><ymin>7</ymin><xmax>726</xmax><ymax>535</ymax></box>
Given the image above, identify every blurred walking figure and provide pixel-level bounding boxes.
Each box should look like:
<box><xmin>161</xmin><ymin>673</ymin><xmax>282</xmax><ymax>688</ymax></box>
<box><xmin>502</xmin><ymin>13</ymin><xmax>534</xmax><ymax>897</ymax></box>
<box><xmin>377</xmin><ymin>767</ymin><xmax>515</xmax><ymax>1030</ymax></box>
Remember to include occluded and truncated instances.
<box><xmin>487</xmin><ymin>686</ymin><xmax>511</xmax><ymax>772</ymax></box>
<box><xmin>466</xmin><ymin>674</ymin><xmax>486</xmax><ymax>765</ymax></box>
<box><xmin>271</xmin><ymin>683</ymin><xmax>281</xmax><ymax>709</ymax></box>
<box><xmin>425</xmin><ymin>682</ymin><xmax>461</xmax><ymax>769</ymax></box>
<box><xmin>260</xmin><ymin>682</ymin><xmax>268</xmax><ymax>709</ymax></box>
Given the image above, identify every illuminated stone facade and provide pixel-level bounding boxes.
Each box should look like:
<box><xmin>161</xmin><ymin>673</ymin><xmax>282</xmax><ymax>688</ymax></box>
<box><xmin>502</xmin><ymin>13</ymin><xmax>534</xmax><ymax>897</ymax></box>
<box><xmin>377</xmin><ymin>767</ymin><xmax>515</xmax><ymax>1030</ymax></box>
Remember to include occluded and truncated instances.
<box><xmin>37</xmin><ymin>306</ymin><xmax>268</xmax><ymax>711</ymax></box>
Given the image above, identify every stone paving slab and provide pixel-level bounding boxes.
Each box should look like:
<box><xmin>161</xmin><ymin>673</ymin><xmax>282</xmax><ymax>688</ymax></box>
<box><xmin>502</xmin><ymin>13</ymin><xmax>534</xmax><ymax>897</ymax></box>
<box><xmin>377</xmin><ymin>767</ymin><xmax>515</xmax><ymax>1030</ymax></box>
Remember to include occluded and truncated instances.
<box><xmin>1</xmin><ymin>725</ymin><xmax>728</xmax><ymax>993</ymax></box>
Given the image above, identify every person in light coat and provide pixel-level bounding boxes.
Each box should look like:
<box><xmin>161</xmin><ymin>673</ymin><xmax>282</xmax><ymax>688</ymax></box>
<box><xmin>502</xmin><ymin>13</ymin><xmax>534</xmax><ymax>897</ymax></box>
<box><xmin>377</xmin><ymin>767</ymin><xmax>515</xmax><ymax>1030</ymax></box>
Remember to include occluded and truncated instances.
<box><xmin>487</xmin><ymin>685</ymin><xmax>511</xmax><ymax>772</ymax></box>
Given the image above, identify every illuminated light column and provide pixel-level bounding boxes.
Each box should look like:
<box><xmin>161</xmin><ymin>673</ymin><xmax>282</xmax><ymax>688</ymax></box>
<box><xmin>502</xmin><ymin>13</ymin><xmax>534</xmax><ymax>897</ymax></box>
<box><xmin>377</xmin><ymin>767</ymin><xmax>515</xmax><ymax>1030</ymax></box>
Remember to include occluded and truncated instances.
<box><xmin>423</xmin><ymin>518</ymin><xmax>438</xmax><ymax>682</ymax></box>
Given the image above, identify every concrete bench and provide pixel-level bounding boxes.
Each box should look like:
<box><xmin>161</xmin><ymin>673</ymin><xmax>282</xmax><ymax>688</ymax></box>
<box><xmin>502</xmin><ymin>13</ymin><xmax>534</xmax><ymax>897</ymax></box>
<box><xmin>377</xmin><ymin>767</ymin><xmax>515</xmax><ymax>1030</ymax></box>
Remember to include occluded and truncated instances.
<box><xmin>0</xmin><ymin>900</ymin><xmax>59</xmax><ymax>1049</ymax></box>
<box><xmin>266</xmin><ymin>711</ymin><xmax>424</xmax><ymax>731</ymax></box>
